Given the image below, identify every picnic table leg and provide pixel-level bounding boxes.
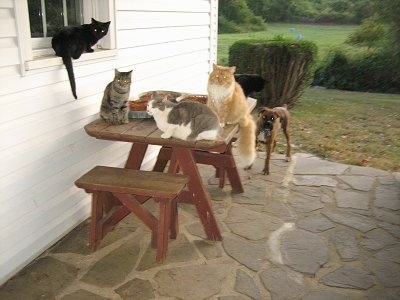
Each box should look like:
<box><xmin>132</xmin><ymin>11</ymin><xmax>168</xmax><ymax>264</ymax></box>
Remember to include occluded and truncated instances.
<box><xmin>215</xmin><ymin>167</ymin><xmax>226</xmax><ymax>188</ymax></box>
<box><xmin>192</xmin><ymin>145</ymin><xmax>244</xmax><ymax>194</ymax></box>
<box><xmin>153</xmin><ymin>146</ymin><xmax>172</xmax><ymax>172</ymax></box>
<box><xmin>125</xmin><ymin>143</ymin><xmax>150</xmax><ymax>203</ymax></box>
<box><xmin>125</xmin><ymin>143</ymin><xmax>148</xmax><ymax>169</ymax></box>
<box><xmin>223</xmin><ymin>143</ymin><xmax>244</xmax><ymax>194</ymax></box>
<box><xmin>167</xmin><ymin>151</ymin><xmax>180</xmax><ymax>239</ymax></box>
<box><xmin>174</xmin><ymin>147</ymin><xmax>222</xmax><ymax>241</ymax></box>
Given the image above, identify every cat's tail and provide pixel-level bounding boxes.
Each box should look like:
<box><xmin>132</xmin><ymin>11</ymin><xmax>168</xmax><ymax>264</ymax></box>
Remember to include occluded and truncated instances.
<box><xmin>237</xmin><ymin>114</ymin><xmax>256</xmax><ymax>169</ymax></box>
<box><xmin>62</xmin><ymin>55</ymin><xmax>77</xmax><ymax>99</ymax></box>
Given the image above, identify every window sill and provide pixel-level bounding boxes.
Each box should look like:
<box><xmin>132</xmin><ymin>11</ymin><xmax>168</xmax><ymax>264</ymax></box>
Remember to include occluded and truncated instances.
<box><xmin>24</xmin><ymin>49</ymin><xmax>118</xmax><ymax>71</ymax></box>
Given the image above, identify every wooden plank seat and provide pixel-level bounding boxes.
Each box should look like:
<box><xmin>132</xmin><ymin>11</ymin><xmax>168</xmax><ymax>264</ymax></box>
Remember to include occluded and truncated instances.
<box><xmin>75</xmin><ymin>166</ymin><xmax>189</xmax><ymax>261</ymax></box>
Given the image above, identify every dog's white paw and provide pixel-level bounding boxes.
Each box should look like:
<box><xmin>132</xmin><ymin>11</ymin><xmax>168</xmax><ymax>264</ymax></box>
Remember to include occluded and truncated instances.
<box><xmin>286</xmin><ymin>156</ymin><xmax>291</xmax><ymax>162</ymax></box>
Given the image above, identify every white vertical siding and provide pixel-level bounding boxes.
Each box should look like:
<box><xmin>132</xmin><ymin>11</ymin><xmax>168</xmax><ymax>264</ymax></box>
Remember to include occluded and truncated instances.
<box><xmin>0</xmin><ymin>0</ymin><xmax>217</xmax><ymax>285</ymax></box>
<box><xmin>0</xmin><ymin>3</ymin><xmax>18</xmax><ymax>70</ymax></box>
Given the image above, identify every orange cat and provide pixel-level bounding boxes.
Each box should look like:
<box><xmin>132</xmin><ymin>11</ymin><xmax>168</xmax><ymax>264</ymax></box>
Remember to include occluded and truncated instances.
<box><xmin>207</xmin><ymin>63</ymin><xmax>256</xmax><ymax>169</ymax></box>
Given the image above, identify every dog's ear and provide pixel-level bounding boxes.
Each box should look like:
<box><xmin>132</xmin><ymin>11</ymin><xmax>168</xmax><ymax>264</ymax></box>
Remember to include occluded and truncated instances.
<box><xmin>273</xmin><ymin>112</ymin><xmax>280</xmax><ymax>119</ymax></box>
<box><xmin>257</xmin><ymin>107</ymin><xmax>266</xmax><ymax>116</ymax></box>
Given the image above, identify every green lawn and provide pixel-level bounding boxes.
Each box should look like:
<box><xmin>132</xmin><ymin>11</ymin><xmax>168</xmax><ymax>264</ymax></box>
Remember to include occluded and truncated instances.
<box><xmin>219</xmin><ymin>23</ymin><xmax>400</xmax><ymax>171</ymax></box>
<box><xmin>218</xmin><ymin>23</ymin><xmax>361</xmax><ymax>65</ymax></box>
<box><xmin>290</xmin><ymin>88</ymin><xmax>400</xmax><ymax>172</ymax></box>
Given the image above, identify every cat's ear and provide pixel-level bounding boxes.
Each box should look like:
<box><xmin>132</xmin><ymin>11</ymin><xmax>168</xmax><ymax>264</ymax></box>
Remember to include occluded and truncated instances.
<box><xmin>114</xmin><ymin>68</ymin><xmax>119</xmax><ymax>75</ymax></box>
<box><xmin>105</xmin><ymin>21</ymin><xmax>111</xmax><ymax>28</ymax></box>
<box><xmin>91</xmin><ymin>18</ymin><xmax>96</xmax><ymax>24</ymax></box>
<box><xmin>212</xmin><ymin>63</ymin><xmax>218</xmax><ymax>70</ymax></box>
<box><xmin>229</xmin><ymin>66</ymin><xmax>236</xmax><ymax>74</ymax></box>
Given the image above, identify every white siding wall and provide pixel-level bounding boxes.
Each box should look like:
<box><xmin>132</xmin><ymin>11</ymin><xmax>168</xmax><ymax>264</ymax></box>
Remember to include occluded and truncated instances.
<box><xmin>0</xmin><ymin>0</ymin><xmax>218</xmax><ymax>285</ymax></box>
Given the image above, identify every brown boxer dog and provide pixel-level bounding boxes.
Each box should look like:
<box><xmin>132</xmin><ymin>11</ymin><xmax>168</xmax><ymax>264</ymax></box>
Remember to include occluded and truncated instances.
<box><xmin>256</xmin><ymin>105</ymin><xmax>291</xmax><ymax>175</ymax></box>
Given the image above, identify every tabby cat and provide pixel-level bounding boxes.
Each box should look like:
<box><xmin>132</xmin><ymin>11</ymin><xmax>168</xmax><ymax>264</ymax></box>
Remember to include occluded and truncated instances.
<box><xmin>207</xmin><ymin>63</ymin><xmax>256</xmax><ymax>169</ymax></box>
<box><xmin>52</xmin><ymin>18</ymin><xmax>111</xmax><ymax>99</ymax></box>
<box><xmin>146</xmin><ymin>93</ymin><xmax>221</xmax><ymax>141</ymax></box>
<box><xmin>100</xmin><ymin>69</ymin><xmax>132</xmax><ymax>125</ymax></box>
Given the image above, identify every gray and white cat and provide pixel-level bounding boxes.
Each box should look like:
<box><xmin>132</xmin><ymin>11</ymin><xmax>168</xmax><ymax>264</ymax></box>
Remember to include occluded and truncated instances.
<box><xmin>146</xmin><ymin>94</ymin><xmax>221</xmax><ymax>141</ymax></box>
<box><xmin>100</xmin><ymin>69</ymin><xmax>132</xmax><ymax>125</ymax></box>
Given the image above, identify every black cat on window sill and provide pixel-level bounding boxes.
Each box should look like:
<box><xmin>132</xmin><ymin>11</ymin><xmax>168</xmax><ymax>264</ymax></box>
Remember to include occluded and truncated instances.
<box><xmin>51</xmin><ymin>18</ymin><xmax>111</xmax><ymax>99</ymax></box>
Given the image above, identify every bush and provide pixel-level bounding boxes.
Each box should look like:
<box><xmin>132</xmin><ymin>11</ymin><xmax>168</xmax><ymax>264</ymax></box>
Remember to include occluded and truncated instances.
<box><xmin>313</xmin><ymin>50</ymin><xmax>352</xmax><ymax>90</ymax></box>
<box><xmin>313</xmin><ymin>49</ymin><xmax>400</xmax><ymax>93</ymax></box>
<box><xmin>229</xmin><ymin>38</ymin><xmax>317</xmax><ymax>107</ymax></box>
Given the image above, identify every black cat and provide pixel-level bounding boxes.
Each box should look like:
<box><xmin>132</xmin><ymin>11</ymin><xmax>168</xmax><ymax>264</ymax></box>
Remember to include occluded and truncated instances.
<box><xmin>52</xmin><ymin>18</ymin><xmax>111</xmax><ymax>99</ymax></box>
<box><xmin>234</xmin><ymin>74</ymin><xmax>266</xmax><ymax>97</ymax></box>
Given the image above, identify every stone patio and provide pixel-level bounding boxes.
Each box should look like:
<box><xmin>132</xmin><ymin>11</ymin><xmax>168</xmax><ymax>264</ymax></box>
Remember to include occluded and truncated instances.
<box><xmin>1</xmin><ymin>152</ymin><xmax>399</xmax><ymax>299</ymax></box>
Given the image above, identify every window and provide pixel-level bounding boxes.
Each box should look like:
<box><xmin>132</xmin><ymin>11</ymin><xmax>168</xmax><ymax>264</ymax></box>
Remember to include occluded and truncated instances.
<box><xmin>15</xmin><ymin>0</ymin><xmax>116</xmax><ymax>74</ymax></box>
<box><xmin>29</xmin><ymin>0</ymin><xmax>83</xmax><ymax>38</ymax></box>
<box><xmin>28</xmin><ymin>0</ymin><xmax>84</xmax><ymax>53</ymax></box>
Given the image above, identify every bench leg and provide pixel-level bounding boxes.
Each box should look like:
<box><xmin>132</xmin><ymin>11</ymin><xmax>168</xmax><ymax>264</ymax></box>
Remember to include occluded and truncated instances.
<box><xmin>169</xmin><ymin>200</ymin><xmax>179</xmax><ymax>239</ymax></box>
<box><xmin>215</xmin><ymin>167</ymin><xmax>226</xmax><ymax>188</ymax></box>
<box><xmin>113</xmin><ymin>193</ymin><xmax>166</xmax><ymax>253</ymax></box>
<box><xmin>156</xmin><ymin>198</ymin><xmax>172</xmax><ymax>261</ymax></box>
<box><xmin>90</xmin><ymin>192</ymin><xmax>103</xmax><ymax>251</ymax></box>
<box><xmin>89</xmin><ymin>192</ymin><xmax>130</xmax><ymax>251</ymax></box>
<box><xmin>114</xmin><ymin>193</ymin><xmax>175</xmax><ymax>261</ymax></box>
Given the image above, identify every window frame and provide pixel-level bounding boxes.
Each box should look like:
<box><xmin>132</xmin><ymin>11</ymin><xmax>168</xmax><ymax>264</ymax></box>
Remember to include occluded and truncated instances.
<box><xmin>30</xmin><ymin>0</ymin><xmax>84</xmax><ymax>52</ymax></box>
<box><xmin>14</xmin><ymin>0</ymin><xmax>116</xmax><ymax>75</ymax></box>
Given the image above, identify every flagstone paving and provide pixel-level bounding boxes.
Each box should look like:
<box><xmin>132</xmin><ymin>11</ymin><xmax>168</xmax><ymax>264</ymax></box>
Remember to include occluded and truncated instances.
<box><xmin>1</xmin><ymin>152</ymin><xmax>399</xmax><ymax>299</ymax></box>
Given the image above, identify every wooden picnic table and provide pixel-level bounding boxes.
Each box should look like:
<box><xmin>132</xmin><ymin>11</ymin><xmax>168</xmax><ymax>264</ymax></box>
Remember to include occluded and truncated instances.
<box><xmin>84</xmin><ymin>97</ymin><xmax>257</xmax><ymax>241</ymax></box>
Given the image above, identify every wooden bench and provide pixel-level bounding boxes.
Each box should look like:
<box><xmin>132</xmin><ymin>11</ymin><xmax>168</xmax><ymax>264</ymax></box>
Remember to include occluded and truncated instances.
<box><xmin>75</xmin><ymin>166</ymin><xmax>189</xmax><ymax>261</ymax></box>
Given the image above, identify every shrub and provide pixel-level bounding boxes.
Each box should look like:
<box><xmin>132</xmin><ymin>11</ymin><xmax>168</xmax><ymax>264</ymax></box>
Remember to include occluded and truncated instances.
<box><xmin>229</xmin><ymin>38</ymin><xmax>317</xmax><ymax>107</ymax></box>
<box><xmin>313</xmin><ymin>49</ymin><xmax>400</xmax><ymax>93</ymax></box>
<box><xmin>313</xmin><ymin>50</ymin><xmax>353</xmax><ymax>90</ymax></box>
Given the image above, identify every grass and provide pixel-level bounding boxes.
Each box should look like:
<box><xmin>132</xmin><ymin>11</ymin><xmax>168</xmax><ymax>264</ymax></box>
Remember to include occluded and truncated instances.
<box><xmin>218</xmin><ymin>23</ymin><xmax>400</xmax><ymax>172</ymax></box>
<box><xmin>218</xmin><ymin>23</ymin><xmax>361</xmax><ymax>65</ymax></box>
<box><xmin>278</xmin><ymin>88</ymin><xmax>400</xmax><ymax>172</ymax></box>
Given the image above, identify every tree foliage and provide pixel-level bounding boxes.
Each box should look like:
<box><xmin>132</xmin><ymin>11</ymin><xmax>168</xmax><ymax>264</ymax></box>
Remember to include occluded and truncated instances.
<box><xmin>373</xmin><ymin>0</ymin><xmax>400</xmax><ymax>57</ymax></box>
<box><xmin>345</xmin><ymin>17</ymin><xmax>386</xmax><ymax>49</ymax></box>
<box><xmin>218</xmin><ymin>0</ymin><xmax>266</xmax><ymax>33</ymax></box>
<box><xmin>219</xmin><ymin>0</ymin><xmax>400</xmax><ymax>94</ymax></box>
<box><xmin>218</xmin><ymin>0</ymin><xmax>375</xmax><ymax>33</ymax></box>
<box><xmin>315</xmin><ymin>0</ymin><xmax>400</xmax><ymax>94</ymax></box>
